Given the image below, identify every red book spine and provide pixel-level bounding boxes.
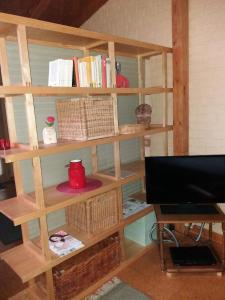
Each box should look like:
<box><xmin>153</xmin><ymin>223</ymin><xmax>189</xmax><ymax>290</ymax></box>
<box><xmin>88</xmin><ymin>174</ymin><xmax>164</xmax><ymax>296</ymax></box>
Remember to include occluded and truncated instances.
<box><xmin>72</xmin><ymin>57</ymin><xmax>80</xmax><ymax>87</ymax></box>
<box><xmin>102</xmin><ymin>56</ymin><xmax>107</xmax><ymax>88</ymax></box>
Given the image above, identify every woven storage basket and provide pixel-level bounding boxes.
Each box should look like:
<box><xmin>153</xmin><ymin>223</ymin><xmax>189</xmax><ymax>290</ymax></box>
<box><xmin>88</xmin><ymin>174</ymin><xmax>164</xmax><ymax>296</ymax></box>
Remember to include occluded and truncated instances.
<box><xmin>56</xmin><ymin>96</ymin><xmax>115</xmax><ymax>141</ymax></box>
<box><xmin>67</xmin><ymin>189</ymin><xmax>118</xmax><ymax>235</ymax></box>
<box><xmin>53</xmin><ymin>233</ymin><xmax>121</xmax><ymax>300</ymax></box>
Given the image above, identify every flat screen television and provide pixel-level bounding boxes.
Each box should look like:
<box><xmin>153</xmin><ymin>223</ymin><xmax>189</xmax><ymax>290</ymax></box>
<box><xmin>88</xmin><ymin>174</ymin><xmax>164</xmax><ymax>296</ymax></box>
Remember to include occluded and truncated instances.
<box><xmin>145</xmin><ymin>155</ymin><xmax>225</xmax><ymax>214</ymax></box>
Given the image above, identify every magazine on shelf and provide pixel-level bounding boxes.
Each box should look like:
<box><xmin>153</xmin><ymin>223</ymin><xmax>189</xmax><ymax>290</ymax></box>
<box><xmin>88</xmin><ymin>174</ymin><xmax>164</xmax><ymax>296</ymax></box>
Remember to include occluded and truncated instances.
<box><xmin>48</xmin><ymin>230</ymin><xmax>84</xmax><ymax>256</ymax></box>
<box><xmin>123</xmin><ymin>198</ymin><xmax>151</xmax><ymax>218</ymax></box>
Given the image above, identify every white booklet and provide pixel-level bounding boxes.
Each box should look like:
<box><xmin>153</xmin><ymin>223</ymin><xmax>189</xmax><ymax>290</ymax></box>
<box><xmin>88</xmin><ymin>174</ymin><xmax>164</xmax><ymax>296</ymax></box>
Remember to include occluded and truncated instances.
<box><xmin>49</xmin><ymin>230</ymin><xmax>84</xmax><ymax>256</ymax></box>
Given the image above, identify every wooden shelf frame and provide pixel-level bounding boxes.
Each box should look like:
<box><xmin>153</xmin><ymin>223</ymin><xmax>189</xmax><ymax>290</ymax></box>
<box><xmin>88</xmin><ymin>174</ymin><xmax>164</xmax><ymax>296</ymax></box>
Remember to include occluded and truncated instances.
<box><xmin>0</xmin><ymin>160</ymin><xmax>146</xmax><ymax>224</ymax></box>
<box><xmin>0</xmin><ymin>86</ymin><xmax>173</xmax><ymax>97</ymax></box>
<box><xmin>1</xmin><ymin>205</ymin><xmax>153</xmax><ymax>283</ymax></box>
<box><xmin>0</xmin><ymin>12</ymin><xmax>172</xmax><ymax>55</ymax></box>
<box><xmin>0</xmin><ymin>125</ymin><xmax>173</xmax><ymax>163</ymax></box>
<box><xmin>22</xmin><ymin>239</ymin><xmax>154</xmax><ymax>299</ymax></box>
<box><xmin>0</xmin><ymin>12</ymin><xmax>173</xmax><ymax>299</ymax></box>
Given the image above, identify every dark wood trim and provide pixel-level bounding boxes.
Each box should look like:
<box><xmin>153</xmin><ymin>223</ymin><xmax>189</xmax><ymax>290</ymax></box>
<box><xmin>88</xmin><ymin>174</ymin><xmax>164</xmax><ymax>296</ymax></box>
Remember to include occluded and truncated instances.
<box><xmin>172</xmin><ymin>0</ymin><xmax>189</xmax><ymax>155</ymax></box>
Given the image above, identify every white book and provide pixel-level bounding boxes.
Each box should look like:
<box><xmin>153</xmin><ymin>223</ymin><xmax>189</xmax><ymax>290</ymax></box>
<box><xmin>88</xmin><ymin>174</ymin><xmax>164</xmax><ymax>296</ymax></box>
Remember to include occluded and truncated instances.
<box><xmin>48</xmin><ymin>59</ymin><xmax>60</xmax><ymax>86</ymax></box>
<box><xmin>48</xmin><ymin>59</ymin><xmax>73</xmax><ymax>87</ymax></box>
<box><xmin>106</xmin><ymin>58</ymin><xmax>111</xmax><ymax>88</ymax></box>
<box><xmin>95</xmin><ymin>55</ymin><xmax>102</xmax><ymax>87</ymax></box>
<box><xmin>65</xmin><ymin>60</ymin><xmax>73</xmax><ymax>87</ymax></box>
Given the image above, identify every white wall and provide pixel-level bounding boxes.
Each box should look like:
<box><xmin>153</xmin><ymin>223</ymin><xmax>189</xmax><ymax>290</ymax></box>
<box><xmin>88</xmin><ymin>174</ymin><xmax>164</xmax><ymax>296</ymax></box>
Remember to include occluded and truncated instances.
<box><xmin>82</xmin><ymin>0</ymin><xmax>225</xmax><ymax>232</ymax></box>
<box><xmin>83</xmin><ymin>0</ymin><xmax>172</xmax><ymax>46</ymax></box>
<box><xmin>189</xmin><ymin>0</ymin><xmax>225</xmax><ymax>154</ymax></box>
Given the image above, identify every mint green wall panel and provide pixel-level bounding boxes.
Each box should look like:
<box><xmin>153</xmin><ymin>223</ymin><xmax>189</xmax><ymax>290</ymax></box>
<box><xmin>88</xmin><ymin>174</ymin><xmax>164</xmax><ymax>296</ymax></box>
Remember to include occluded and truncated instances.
<box><xmin>125</xmin><ymin>211</ymin><xmax>156</xmax><ymax>246</ymax></box>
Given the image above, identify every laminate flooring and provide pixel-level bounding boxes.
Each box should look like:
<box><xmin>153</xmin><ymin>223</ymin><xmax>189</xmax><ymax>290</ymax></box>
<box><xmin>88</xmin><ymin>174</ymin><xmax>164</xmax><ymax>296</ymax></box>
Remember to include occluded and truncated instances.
<box><xmin>1</xmin><ymin>243</ymin><xmax>225</xmax><ymax>299</ymax></box>
<box><xmin>119</xmin><ymin>244</ymin><xmax>225</xmax><ymax>300</ymax></box>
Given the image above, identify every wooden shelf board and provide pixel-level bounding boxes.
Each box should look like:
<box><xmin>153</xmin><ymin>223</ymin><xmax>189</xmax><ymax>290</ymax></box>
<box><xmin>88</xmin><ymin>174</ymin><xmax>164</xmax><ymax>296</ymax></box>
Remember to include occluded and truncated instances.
<box><xmin>154</xmin><ymin>204</ymin><xmax>225</xmax><ymax>223</ymax></box>
<box><xmin>122</xmin><ymin>205</ymin><xmax>154</xmax><ymax>226</ymax></box>
<box><xmin>0</xmin><ymin>195</ymin><xmax>40</xmax><ymax>225</ymax></box>
<box><xmin>4</xmin><ymin>203</ymin><xmax>152</xmax><ymax>286</ymax></box>
<box><xmin>42</xmin><ymin>175</ymin><xmax>118</xmax><ymax>213</ymax></box>
<box><xmin>163</xmin><ymin>243</ymin><xmax>223</xmax><ymax>274</ymax></box>
<box><xmin>46</xmin><ymin>224</ymin><xmax>120</xmax><ymax>268</ymax></box>
<box><xmin>121</xmin><ymin>160</ymin><xmax>145</xmax><ymax>175</ymax></box>
<box><xmin>129</xmin><ymin>192</ymin><xmax>146</xmax><ymax>202</ymax></box>
<box><xmin>0</xmin><ymin>86</ymin><xmax>172</xmax><ymax>97</ymax></box>
<box><xmin>0</xmin><ymin>242</ymin><xmax>48</xmax><ymax>283</ymax></box>
<box><xmin>2</xmin><ymin>126</ymin><xmax>173</xmax><ymax>163</ymax></box>
<box><xmin>0</xmin><ymin>13</ymin><xmax>172</xmax><ymax>55</ymax></box>
<box><xmin>32</xmin><ymin>204</ymin><xmax>153</xmax><ymax>269</ymax></box>
<box><xmin>0</xmin><ymin>161</ymin><xmax>146</xmax><ymax>223</ymax></box>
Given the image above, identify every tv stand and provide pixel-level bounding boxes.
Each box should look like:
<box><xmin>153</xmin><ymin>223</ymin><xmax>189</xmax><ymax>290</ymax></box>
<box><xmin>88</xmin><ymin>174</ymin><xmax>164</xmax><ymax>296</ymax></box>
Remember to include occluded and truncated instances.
<box><xmin>160</xmin><ymin>204</ymin><xmax>220</xmax><ymax>215</ymax></box>
<box><xmin>154</xmin><ymin>204</ymin><xmax>225</xmax><ymax>274</ymax></box>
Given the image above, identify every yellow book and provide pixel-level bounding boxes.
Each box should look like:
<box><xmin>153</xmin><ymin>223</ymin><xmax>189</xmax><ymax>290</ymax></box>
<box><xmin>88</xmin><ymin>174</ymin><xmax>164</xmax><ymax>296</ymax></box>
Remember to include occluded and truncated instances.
<box><xmin>78</xmin><ymin>56</ymin><xmax>95</xmax><ymax>87</ymax></box>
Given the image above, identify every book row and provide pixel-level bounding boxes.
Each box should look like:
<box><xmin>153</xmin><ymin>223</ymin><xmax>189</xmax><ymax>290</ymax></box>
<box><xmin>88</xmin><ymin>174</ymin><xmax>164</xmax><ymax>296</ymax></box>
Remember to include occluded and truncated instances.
<box><xmin>48</xmin><ymin>55</ymin><xmax>112</xmax><ymax>88</ymax></box>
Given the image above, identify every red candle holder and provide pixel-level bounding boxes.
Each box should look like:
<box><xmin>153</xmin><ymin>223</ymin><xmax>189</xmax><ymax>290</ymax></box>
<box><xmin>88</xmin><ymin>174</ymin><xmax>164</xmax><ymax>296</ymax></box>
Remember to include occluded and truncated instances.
<box><xmin>0</xmin><ymin>139</ymin><xmax>10</xmax><ymax>150</ymax></box>
<box><xmin>68</xmin><ymin>159</ymin><xmax>86</xmax><ymax>189</ymax></box>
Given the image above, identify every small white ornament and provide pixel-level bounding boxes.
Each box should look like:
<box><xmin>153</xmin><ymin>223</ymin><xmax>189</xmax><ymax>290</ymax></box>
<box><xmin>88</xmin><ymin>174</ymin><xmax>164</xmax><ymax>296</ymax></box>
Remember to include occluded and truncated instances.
<box><xmin>43</xmin><ymin>116</ymin><xmax>57</xmax><ymax>145</ymax></box>
<box><xmin>42</xmin><ymin>126</ymin><xmax>57</xmax><ymax>144</ymax></box>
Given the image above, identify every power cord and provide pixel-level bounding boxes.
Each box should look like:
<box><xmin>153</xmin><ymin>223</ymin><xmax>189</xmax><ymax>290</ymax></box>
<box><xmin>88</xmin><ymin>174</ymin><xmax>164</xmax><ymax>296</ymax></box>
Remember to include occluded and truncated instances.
<box><xmin>149</xmin><ymin>222</ymin><xmax>205</xmax><ymax>246</ymax></box>
<box><xmin>149</xmin><ymin>223</ymin><xmax>180</xmax><ymax>247</ymax></box>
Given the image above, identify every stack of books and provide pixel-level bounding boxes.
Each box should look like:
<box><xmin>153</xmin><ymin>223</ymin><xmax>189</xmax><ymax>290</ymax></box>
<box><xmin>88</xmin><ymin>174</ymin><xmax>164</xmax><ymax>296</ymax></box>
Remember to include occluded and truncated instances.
<box><xmin>48</xmin><ymin>230</ymin><xmax>84</xmax><ymax>256</ymax></box>
<box><xmin>48</xmin><ymin>55</ymin><xmax>112</xmax><ymax>88</ymax></box>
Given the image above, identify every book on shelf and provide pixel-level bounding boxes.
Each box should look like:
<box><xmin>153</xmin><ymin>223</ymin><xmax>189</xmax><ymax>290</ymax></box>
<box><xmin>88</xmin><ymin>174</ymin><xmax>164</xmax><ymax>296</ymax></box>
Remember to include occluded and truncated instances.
<box><xmin>48</xmin><ymin>230</ymin><xmax>84</xmax><ymax>256</ymax></box>
<box><xmin>106</xmin><ymin>58</ymin><xmax>112</xmax><ymax>88</ymax></box>
<box><xmin>48</xmin><ymin>55</ymin><xmax>112</xmax><ymax>88</ymax></box>
<box><xmin>48</xmin><ymin>59</ymin><xmax>73</xmax><ymax>87</ymax></box>
<box><xmin>123</xmin><ymin>198</ymin><xmax>151</xmax><ymax>218</ymax></box>
<box><xmin>102</xmin><ymin>56</ymin><xmax>107</xmax><ymax>88</ymax></box>
<box><xmin>72</xmin><ymin>57</ymin><xmax>80</xmax><ymax>87</ymax></box>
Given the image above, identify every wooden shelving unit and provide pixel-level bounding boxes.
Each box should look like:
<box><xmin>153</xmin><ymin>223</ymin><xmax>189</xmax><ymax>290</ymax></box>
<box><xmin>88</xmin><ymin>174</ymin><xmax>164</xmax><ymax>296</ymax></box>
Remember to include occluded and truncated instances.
<box><xmin>0</xmin><ymin>12</ymin><xmax>173</xmax><ymax>299</ymax></box>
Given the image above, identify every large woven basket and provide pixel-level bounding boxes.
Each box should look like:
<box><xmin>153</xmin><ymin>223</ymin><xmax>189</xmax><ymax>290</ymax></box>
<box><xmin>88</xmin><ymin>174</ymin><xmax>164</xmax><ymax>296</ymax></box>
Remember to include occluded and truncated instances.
<box><xmin>67</xmin><ymin>189</ymin><xmax>118</xmax><ymax>235</ymax></box>
<box><xmin>53</xmin><ymin>233</ymin><xmax>121</xmax><ymax>299</ymax></box>
<box><xmin>56</xmin><ymin>96</ymin><xmax>115</xmax><ymax>141</ymax></box>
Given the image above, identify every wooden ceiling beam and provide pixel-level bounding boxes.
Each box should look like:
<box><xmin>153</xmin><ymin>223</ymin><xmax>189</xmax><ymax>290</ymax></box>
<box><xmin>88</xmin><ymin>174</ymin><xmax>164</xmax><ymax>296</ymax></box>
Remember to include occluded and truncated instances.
<box><xmin>0</xmin><ymin>0</ymin><xmax>109</xmax><ymax>27</ymax></box>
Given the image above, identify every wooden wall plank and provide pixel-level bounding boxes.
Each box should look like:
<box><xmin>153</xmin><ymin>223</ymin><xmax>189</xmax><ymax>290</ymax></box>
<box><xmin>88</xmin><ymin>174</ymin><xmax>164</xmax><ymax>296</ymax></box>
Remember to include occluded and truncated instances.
<box><xmin>172</xmin><ymin>0</ymin><xmax>189</xmax><ymax>155</ymax></box>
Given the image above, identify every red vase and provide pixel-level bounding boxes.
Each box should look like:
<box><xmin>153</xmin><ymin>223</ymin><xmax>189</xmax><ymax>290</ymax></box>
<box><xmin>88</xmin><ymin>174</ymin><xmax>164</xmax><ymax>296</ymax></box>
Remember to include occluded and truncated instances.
<box><xmin>68</xmin><ymin>160</ymin><xmax>86</xmax><ymax>189</ymax></box>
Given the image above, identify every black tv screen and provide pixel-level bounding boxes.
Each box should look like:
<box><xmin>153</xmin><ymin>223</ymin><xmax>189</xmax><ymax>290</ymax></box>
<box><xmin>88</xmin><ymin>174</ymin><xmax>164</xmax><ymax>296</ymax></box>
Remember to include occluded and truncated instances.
<box><xmin>145</xmin><ymin>155</ymin><xmax>225</xmax><ymax>205</ymax></box>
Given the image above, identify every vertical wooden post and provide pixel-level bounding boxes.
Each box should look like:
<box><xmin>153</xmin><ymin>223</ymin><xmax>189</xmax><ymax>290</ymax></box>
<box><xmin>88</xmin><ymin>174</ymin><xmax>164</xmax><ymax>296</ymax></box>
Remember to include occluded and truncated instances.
<box><xmin>17</xmin><ymin>24</ymin><xmax>53</xmax><ymax>298</ymax></box>
<box><xmin>172</xmin><ymin>0</ymin><xmax>189</xmax><ymax>155</ymax></box>
<box><xmin>108</xmin><ymin>41</ymin><xmax>120</xmax><ymax>179</ymax></box>
<box><xmin>137</xmin><ymin>56</ymin><xmax>145</xmax><ymax>161</ymax></box>
<box><xmin>83</xmin><ymin>48</ymin><xmax>98</xmax><ymax>174</ymax></box>
<box><xmin>162</xmin><ymin>52</ymin><xmax>168</xmax><ymax>156</ymax></box>
<box><xmin>0</xmin><ymin>37</ymin><xmax>30</xmax><ymax>241</ymax></box>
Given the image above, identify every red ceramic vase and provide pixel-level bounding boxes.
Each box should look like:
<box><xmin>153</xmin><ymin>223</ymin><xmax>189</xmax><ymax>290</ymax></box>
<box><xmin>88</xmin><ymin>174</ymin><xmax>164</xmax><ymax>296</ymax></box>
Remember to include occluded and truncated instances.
<box><xmin>68</xmin><ymin>159</ymin><xmax>86</xmax><ymax>189</ymax></box>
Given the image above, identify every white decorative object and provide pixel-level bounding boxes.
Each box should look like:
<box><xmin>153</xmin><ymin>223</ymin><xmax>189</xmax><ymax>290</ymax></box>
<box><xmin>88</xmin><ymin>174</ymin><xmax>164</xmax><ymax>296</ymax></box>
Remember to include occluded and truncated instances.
<box><xmin>42</xmin><ymin>116</ymin><xmax>57</xmax><ymax>145</ymax></box>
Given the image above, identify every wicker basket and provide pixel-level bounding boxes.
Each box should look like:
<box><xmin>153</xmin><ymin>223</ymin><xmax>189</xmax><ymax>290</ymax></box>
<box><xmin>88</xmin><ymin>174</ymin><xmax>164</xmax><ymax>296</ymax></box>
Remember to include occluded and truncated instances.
<box><xmin>53</xmin><ymin>233</ymin><xmax>121</xmax><ymax>300</ymax></box>
<box><xmin>56</xmin><ymin>96</ymin><xmax>115</xmax><ymax>141</ymax></box>
<box><xmin>67</xmin><ymin>189</ymin><xmax>118</xmax><ymax>235</ymax></box>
